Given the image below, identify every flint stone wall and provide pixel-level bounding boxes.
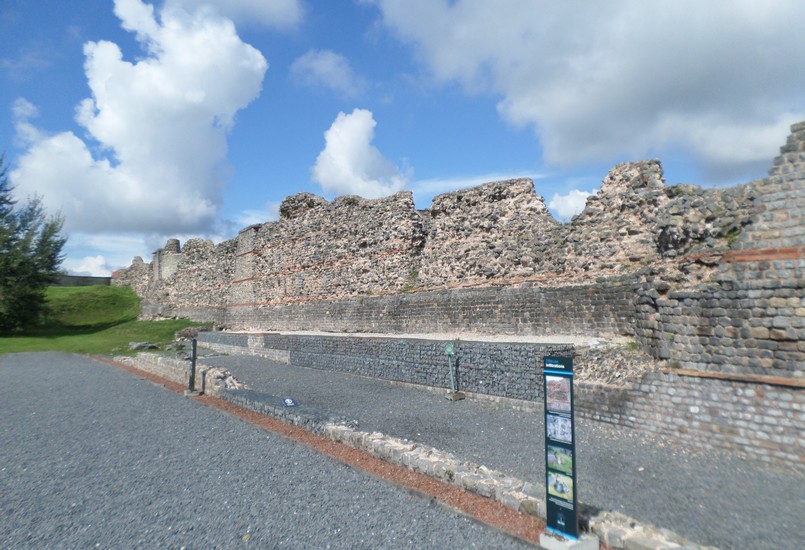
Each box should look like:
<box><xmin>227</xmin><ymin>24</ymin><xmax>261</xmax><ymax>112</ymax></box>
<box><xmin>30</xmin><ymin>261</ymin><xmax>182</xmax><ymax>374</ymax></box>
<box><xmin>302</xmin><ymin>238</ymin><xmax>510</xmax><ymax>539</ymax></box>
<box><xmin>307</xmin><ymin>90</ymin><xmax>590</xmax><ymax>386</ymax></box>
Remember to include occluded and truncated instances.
<box><xmin>116</xmin><ymin>122</ymin><xmax>805</xmax><ymax>378</ymax></box>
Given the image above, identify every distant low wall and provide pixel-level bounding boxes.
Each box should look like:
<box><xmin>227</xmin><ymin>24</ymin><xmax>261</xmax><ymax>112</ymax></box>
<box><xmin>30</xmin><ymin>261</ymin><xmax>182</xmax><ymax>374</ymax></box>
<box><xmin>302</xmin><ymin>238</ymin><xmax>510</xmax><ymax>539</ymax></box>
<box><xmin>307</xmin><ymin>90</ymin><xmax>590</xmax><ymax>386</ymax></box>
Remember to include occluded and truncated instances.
<box><xmin>54</xmin><ymin>275</ymin><xmax>111</xmax><ymax>287</ymax></box>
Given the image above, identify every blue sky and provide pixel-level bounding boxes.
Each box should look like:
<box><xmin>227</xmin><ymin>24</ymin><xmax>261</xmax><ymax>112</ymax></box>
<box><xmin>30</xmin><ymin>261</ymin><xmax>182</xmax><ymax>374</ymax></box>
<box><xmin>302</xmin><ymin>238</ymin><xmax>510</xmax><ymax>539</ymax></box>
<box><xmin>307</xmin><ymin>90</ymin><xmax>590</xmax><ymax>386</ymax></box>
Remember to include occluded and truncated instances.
<box><xmin>2</xmin><ymin>0</ymin><xmax>804</xmax><ymax>276</ymax></box>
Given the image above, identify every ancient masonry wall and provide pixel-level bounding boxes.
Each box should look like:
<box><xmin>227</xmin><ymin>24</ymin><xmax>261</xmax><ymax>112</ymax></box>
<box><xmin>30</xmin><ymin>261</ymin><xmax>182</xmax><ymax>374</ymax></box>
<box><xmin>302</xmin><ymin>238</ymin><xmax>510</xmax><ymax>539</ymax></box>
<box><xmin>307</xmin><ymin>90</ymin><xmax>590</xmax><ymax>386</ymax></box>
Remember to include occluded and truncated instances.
<box><xmin>215</xmin><ymin>280</ymin><xmax>637</xmax><ymax>337</ymax></box>
<box><xmin>576</xmin><ymin>371</ymin><xmax>803</xmax><ymax>467</ymax></box>
<box><xmin>115</xmin><ymin>122</ymin><xmax>804</xmax><ymax>378</ymax></box>
<box><xmin>117</xmin><ymin>124</ymin><xmax>804</xmax><ymax>378</ymax></box>
<box><xmin>112</xmin><ymin>122</ymin><xmax>805</xmax><ymax>466</ymax></box>
<box><xmin>633</xmin><ymin>122</ymin><xmax>805</xmax><ymax>377</ymax></box>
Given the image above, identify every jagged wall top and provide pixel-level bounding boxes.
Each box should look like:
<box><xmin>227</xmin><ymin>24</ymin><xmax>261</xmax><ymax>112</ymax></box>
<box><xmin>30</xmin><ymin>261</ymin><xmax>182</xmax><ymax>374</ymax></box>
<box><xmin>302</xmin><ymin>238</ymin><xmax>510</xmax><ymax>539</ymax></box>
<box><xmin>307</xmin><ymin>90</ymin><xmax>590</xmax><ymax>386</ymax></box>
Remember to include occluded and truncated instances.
<box><xmin>117</xmin><ymin>119</ymin><xmax>805</xmax><ymax>305</ymax></box>
<box><xmin>770</xmin><ymin>121</ymin><xmax>805</xmax><ymax>178</ymax></box>
<box><xmin>419</xmin><ymin>178</ymin><xmax>557</xmax><ymax>285</ymax></box>
<box><xmin>118</xmin><ymin>158</ymin><xmax>763</xmax><ymax>306</ymax></box>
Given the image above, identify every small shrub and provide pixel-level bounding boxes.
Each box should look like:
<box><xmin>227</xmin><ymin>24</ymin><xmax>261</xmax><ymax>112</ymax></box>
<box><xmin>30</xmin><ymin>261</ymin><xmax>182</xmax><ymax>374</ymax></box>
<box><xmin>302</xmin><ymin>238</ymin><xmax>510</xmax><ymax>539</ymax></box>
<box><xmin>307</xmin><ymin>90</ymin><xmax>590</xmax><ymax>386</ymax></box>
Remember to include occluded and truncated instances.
<box><xmin>725</xmin><ymin>227</ymin><xmax>741</xmax><ymax>246</ymax></box>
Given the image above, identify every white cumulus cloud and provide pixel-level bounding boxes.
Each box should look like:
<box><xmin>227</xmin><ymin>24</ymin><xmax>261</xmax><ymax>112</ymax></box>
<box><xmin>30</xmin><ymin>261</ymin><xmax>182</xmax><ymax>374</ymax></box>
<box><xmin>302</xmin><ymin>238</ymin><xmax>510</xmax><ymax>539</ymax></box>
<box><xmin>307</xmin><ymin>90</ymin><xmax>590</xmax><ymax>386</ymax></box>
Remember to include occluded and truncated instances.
<box><xmin>10</xmin><ymin>0</ymin><xmax>267</xmax><ymax>235</ymax></box>
<box><xmin>61</xmin><ymin>233</ymin><xmax>153</xmax><ymax>276</ymax></box>
<box><xmin>62</xmin><ymin>256</ymin><xmax>115</xmax><ymax>277</ymax></box>
<box><xmin>312</xmin><ymin>108</ymin><xmax>408</xmax><ymax>198</ymax></box>
<box><xmin>368</xmin><ymin>0</ymin><xmax>805</xmax><ymax>180</ymax></box>
<box><xmin>11</xmin><ymin>98</ymin><xmax>42</xmax><ymax>145</ymax></box>
<box><xmin>291</xmin><ymin>49</ymin><xmax>367</xmax><ymax>98</ymax></box>
<box><xmin>165</xmin><ymin>0</ymin><xmax>304</xmax><ymax>29</ymax></box>
<box><xmin>549</xmin><ymin>189</ymin><xmax>592</xmax><ymax>222</ymax></box>
<box><xmin>236</xmin><ymin>201</ymin><xmax>281</xmax><ymax>227</ymax></box>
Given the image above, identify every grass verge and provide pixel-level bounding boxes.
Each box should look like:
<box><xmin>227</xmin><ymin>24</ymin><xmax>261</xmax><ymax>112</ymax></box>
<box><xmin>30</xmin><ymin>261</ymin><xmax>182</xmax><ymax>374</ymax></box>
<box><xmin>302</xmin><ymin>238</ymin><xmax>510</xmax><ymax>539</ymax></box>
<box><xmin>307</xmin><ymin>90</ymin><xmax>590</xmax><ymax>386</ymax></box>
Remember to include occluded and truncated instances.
<box><xmin>0</xmin><ymin>285</ymin><xmax>206</xmax><ymax>355</ymax></box>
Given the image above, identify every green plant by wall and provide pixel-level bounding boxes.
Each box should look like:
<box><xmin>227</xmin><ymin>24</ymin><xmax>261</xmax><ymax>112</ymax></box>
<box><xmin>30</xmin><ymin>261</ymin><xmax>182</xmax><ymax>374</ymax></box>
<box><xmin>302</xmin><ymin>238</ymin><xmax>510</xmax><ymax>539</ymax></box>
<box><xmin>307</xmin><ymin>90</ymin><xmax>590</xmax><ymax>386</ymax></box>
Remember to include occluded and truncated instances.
<box><xmin>725</xmin><ymin>227</ymin><xmax>742</xmax><ymax>246</ymax></box>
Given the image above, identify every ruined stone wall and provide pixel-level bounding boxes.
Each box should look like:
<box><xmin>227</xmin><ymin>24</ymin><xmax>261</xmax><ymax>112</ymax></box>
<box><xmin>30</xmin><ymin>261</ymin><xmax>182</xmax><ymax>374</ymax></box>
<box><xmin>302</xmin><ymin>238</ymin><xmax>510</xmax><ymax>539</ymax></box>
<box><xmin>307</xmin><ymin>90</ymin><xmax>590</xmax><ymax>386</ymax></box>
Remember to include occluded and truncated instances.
<box><xmin>162</xmin><ymin>238</ymin><xmax>237</xmax><ymax>311</ymax></box>
<box><xmin>417</xmin><ymin>178</ymin><xmax>559</xmax><ymax>286</ymax></box>
<box><xmin>112</xmin><ymin>255</ymin><xmax>150</xmax><ymax>297</ymax></box>
<box><xmin>242</xmin><ymin>191</ymin><xmax>425</xmax><ymax>302</ymax></box>
<box><xmin>127</xmin><ymin>161</ymin><xmax>749</xmax><ymax>312</ymax></box>
<box><xmin>632</xmin><ymin>122</ymin><xmax>805</xmax><ymax>377</ymax></box>
<box><xmin>114</xmin><ymin>122</ymin><xmax>805</xmax><ymax>378</ymax></box>
<box><xmin>562</xmin><ymin>160</ymin><xmax>667</xmax><ymax>275</ymax></box>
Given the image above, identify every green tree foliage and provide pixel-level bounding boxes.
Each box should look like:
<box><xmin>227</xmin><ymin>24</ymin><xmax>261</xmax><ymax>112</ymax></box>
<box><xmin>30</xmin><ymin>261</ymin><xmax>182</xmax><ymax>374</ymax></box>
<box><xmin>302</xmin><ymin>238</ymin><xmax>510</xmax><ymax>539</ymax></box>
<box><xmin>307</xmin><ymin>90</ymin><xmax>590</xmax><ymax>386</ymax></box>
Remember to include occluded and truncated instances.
<box><xmin>0</xmin><ymin>155</ymin><xmax>67</xmax><ymax>333</ymax></box>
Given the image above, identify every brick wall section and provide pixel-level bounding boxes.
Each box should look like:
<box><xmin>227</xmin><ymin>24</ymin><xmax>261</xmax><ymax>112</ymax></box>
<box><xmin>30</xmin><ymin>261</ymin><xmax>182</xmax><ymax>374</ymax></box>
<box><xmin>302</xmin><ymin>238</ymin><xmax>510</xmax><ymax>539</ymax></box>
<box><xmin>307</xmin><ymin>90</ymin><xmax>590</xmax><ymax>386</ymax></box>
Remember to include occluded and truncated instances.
<box><xmin>738</xmin><ymin>121</ymin><xmax>805</xmax><ymax>252</ymax></box>
<box><xmin>577</xmin><ymin>372</ymin><xmax>804</xmax><ymax>467</ymax></box>
<box><xmin>199</xmin><ymin>278</ymin><xmax>637</xmax><ymax>336</ymax></box>
<box><xmin>634</xmin><ymin>276</ymin><xmax>804</xmax><ymax>377</ymax></box>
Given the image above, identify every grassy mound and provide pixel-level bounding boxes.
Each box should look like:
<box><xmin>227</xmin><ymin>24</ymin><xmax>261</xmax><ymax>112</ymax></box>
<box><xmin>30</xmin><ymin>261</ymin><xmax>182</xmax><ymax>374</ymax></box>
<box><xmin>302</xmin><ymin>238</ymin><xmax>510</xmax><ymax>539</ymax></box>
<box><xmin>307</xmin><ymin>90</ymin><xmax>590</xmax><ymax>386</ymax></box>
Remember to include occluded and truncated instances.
<box><xmin>0</xmin><ymin>285</ymin><xmax>206</xmax><ymax>355</ymax></box>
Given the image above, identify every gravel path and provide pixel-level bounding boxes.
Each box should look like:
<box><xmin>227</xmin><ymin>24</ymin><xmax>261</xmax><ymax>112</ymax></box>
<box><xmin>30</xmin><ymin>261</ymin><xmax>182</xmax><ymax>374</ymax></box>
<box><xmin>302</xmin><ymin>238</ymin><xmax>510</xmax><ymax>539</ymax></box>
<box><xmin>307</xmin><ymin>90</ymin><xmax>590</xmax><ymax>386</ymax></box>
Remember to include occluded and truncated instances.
<box><xmin>204</xmin><ymin>354</ymin><xmax>805</xmax><ymax>550</ymax></box>
<box><xmin>0</xmin><ymin>352</ymin><xmax>529</xmax><ymax>549</ymax></box>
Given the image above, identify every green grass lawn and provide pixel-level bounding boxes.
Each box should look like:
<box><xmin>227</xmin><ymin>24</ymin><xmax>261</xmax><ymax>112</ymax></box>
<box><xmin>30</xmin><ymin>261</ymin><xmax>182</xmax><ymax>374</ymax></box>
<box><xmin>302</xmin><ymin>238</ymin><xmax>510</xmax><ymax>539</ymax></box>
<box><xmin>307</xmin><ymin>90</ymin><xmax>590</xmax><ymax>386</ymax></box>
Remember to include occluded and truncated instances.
<box><xmin>0</xmin><ymin>285</ymin><xmax>206</xmax><ymax>355</ymax></box>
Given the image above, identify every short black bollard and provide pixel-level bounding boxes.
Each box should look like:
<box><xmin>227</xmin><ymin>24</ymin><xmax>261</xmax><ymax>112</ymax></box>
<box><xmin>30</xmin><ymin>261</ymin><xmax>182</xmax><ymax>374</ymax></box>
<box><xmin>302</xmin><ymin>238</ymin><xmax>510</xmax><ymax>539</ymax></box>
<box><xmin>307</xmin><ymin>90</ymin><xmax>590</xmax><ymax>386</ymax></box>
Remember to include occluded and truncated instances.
<box><xmin>184</xmin><ymin>338</ymin><xmax>200</xmax><ymax>396</ymax></box>
<box><xmin>444</xmin><ymin>342</ymin><xmax>464</xmax><ymax>401</ymax></box>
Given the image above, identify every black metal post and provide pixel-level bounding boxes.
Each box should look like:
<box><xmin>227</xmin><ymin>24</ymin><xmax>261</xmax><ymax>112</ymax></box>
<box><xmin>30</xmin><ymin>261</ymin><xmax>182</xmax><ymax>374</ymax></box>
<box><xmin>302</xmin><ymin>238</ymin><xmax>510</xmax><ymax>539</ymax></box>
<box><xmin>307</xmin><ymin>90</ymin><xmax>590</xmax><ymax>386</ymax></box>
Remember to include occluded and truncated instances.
<box><xmin>445</xmin><ymin>341</ymin><xmax>464</xmax><ymax>401</ymax></box>
<box><xmin>185</xmin><ymin>338</ymin><xmax>199</xmax><ymax>396</ymax></box>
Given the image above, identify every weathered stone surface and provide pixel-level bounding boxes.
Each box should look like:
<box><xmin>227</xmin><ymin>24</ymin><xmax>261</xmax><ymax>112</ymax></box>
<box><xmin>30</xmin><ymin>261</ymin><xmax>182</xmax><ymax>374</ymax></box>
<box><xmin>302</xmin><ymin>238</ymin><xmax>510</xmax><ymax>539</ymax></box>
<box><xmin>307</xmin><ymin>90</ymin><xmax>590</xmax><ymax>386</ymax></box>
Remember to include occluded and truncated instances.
<box><xmin>118</xmin><ymin>160</ymin><xmax>756</xmax><ymax>311</ymax></box>
<box><xmin>114</xmin><ymin>122</ymin><xmax>805</xmax><ymax>380</ymax></box>
<box><xmin>418</xmin><ymin>178</ymin><xmax>558</xmax><ymax>286</ymax></box>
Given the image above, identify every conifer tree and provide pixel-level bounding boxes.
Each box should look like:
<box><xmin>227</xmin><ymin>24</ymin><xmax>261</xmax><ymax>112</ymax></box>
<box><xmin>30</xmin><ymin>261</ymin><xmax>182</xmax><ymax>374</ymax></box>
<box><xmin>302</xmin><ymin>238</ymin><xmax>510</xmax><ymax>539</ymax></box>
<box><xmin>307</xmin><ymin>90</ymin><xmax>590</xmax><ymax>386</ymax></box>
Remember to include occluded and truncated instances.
<box><xmin>0</xmin><ymin>155</ymin><xmax>67</xmax><ymax>333</ymax></box>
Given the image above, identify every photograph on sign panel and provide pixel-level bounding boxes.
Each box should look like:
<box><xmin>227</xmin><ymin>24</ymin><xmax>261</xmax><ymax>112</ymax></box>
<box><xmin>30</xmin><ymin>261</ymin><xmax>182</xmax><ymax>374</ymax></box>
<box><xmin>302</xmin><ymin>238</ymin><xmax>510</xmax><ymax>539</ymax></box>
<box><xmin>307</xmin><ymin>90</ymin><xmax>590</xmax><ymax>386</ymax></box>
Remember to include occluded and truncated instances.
<box><xmin>547</xmin><ymin>444</ymin><xmax>573</xmax><ymax>475</ymax></box>
<box><xmin>546</xmin><ymin>413</ymin><xmax>572</xmax><ymax>444</ymax></box>
<box><xmin>548</xmin><ymin>471</ymin><xmax>574</xmax><ymax>501</ymax></box>
<box><xmin>546</xmin><ymin>375</ymin><xmax>571</xmax><ymax>412</ymax></box>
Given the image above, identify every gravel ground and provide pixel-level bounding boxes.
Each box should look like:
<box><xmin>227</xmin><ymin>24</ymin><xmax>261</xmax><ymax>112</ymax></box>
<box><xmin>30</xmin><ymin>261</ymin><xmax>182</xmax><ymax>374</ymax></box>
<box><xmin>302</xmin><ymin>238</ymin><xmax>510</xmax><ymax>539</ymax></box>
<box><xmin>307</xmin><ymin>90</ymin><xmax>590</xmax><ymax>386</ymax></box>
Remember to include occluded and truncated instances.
<box><xmin>204</xmin><ymin>354</ymin><xmax>805</xmax><ymax>550</ymax></box>
<box><xmin>0</xmin><ymin>352</ymin><xmax>530</xmax><ymax>549</ymax></box>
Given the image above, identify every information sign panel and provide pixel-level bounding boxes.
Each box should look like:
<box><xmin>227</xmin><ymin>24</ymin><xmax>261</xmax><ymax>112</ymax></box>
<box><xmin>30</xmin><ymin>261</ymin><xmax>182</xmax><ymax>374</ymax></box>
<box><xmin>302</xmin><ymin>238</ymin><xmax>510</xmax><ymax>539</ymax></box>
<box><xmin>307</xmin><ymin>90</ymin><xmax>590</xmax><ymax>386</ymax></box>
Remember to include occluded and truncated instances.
<box><xmin>543</xmin><ymin>356</ymin><xmax>578</xmax><ymax>539</ymax></box>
